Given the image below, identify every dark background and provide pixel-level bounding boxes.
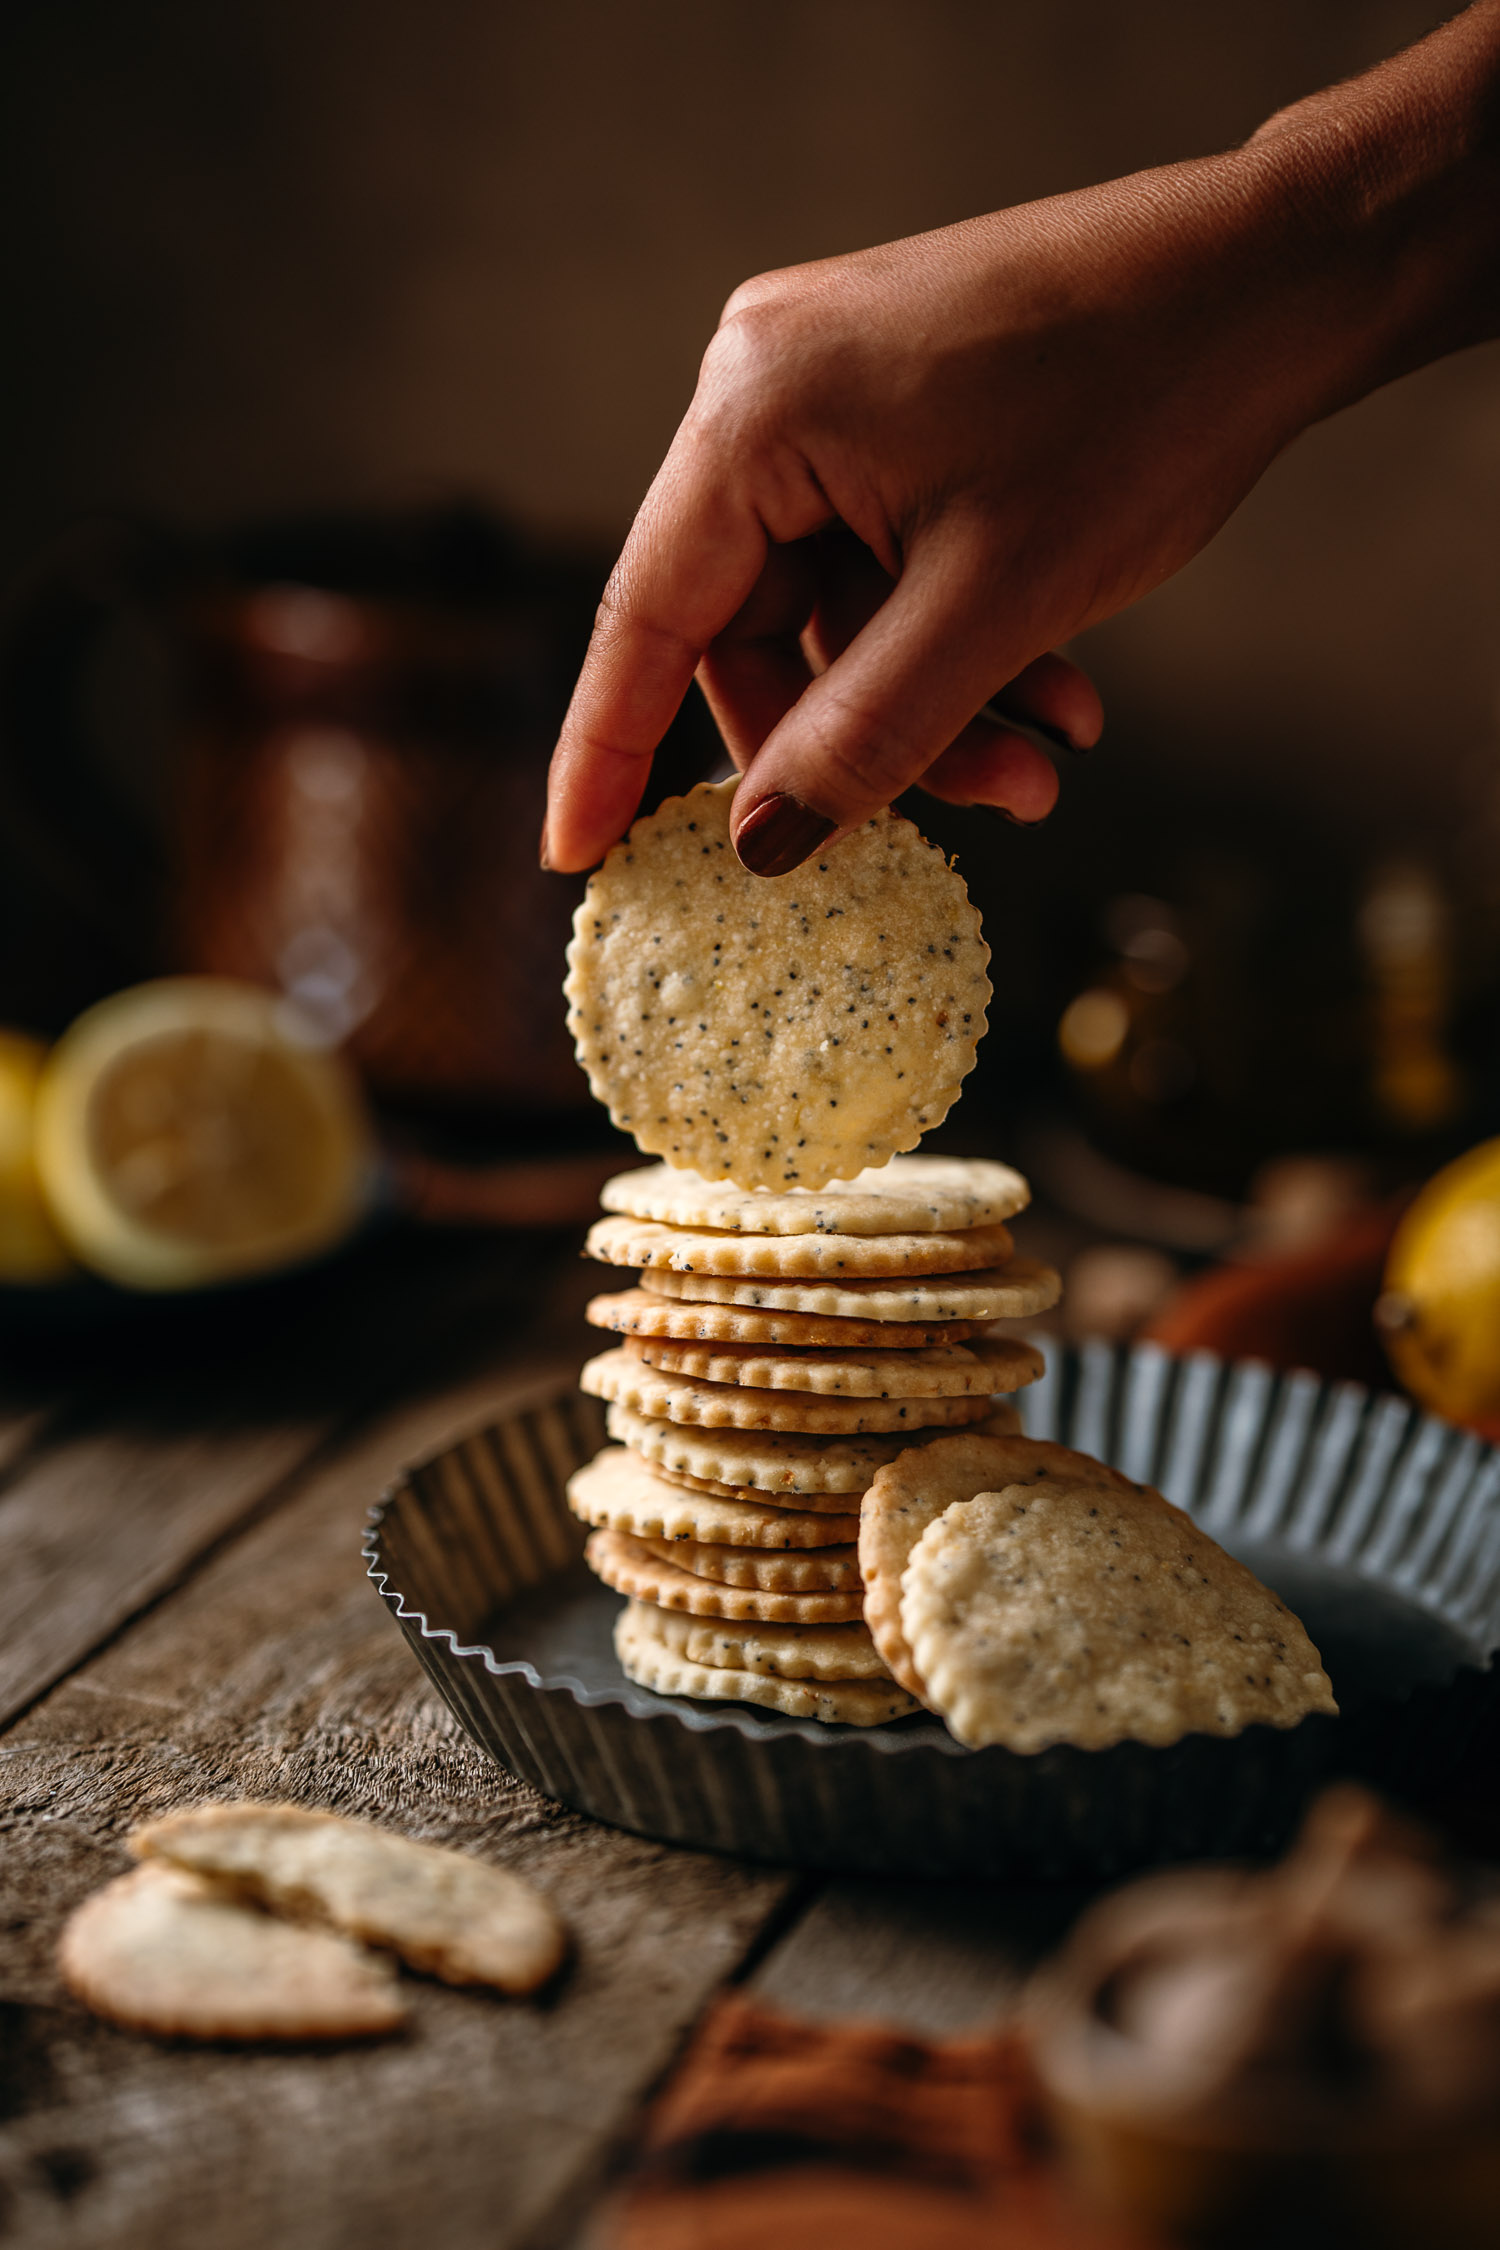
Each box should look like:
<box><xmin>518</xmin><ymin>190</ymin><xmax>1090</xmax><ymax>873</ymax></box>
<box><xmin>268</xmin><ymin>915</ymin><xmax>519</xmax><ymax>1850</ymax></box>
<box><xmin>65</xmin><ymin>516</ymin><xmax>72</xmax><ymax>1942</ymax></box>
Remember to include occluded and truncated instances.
<box><xmin>1</xmin><ymin>0</ymin><xmax>1497</xmax><ymax>1188</ymax></box>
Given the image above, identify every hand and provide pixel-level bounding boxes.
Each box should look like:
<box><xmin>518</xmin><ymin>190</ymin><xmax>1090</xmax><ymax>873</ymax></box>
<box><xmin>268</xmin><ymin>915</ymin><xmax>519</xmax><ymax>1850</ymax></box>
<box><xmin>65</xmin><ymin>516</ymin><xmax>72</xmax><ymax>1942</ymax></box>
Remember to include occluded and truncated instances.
<box><xmin>543</xmin><ymin>169</ymin><xmax>1303</xmax><ymax>877</ymax></box>
<box><xmin>544</xmin><ymin>3</ymin><xmax>1500</xmax><ymax>875</ymax></box>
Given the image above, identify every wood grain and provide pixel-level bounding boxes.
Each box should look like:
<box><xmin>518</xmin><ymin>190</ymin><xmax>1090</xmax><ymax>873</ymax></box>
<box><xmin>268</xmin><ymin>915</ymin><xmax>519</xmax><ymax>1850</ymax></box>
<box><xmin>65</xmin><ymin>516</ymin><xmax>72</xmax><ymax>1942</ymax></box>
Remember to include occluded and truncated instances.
<box><xmin>0</xmin><ymin>1405</ymin><xmax>50</xmax><ymax>1484</ymax></box>
<box><xmin>0</xmin><ymin>1359</ymin><xmax>792</xmax><ymax>2250</ymax></box>
<box><xmin>0</xmin><ymin>1414</ymin><xmax>329</xmax><ymax>1733</ymax></box>
<box><xmin>749</xmin><ymin>1875</ymin><xmax>1093</xmax><ymax>2036</ymax></box>
<box><xmin>0</xmin><ymin>1220</ymin><xmax>604</xmax><ymax>1735</ymax></box>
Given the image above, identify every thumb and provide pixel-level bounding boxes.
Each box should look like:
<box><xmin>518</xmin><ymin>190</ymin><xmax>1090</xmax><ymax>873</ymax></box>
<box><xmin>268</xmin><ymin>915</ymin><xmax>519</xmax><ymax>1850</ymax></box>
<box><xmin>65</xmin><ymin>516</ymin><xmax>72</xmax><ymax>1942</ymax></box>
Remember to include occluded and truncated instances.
<box><xmin>728</xmin><ymin>526</ymin><xmax>1055</xmax><ymax>874</ymax></box>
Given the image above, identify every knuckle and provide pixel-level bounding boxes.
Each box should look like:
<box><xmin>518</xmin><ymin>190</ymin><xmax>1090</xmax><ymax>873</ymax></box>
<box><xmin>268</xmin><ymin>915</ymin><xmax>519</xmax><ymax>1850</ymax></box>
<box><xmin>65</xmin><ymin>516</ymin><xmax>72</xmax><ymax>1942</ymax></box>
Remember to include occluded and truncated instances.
<box><xmin>718</xmin><ymin>266</ymin><xmax>792</xmax><ymax>325</ymax></box>
<box><xmin>590</xmin><ymin>570</ymin><xmax>685</xmax><ymax>660</ymax></box>
<box><xmin>592</xmin><ymin>569</ymin><xmax>633</xmax><ymax>639</ymax></box>
<box><xmin>700</xmin><ymin>307</ymin><xmax>781</xmax><ymax>398</ymax></box>
<box><xmin>699</xmin><ymin>288</ymin><xmax>812</xmax><ymax>415</ymax></box>
<box><xmin>803</xmin><ymin>689</ymin><xmax>919</xmax><ymax>808</ymax></box>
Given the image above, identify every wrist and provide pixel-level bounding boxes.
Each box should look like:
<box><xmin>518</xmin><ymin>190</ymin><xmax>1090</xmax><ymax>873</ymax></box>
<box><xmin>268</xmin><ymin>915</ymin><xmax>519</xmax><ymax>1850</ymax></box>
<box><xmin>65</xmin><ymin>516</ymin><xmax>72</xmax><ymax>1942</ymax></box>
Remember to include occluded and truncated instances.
<box><xmin>1236</xmin><ymin>1</ymin><xmax>1500</xmax><ymax>409</ymax></box>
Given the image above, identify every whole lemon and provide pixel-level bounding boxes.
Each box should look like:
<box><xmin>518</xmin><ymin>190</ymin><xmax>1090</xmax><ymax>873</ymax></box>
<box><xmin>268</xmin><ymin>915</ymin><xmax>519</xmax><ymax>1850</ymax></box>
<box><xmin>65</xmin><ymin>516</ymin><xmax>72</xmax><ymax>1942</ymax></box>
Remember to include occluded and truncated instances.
<box><xmin>1379</xmin><ymin>1138</ymin><xmax>1500</xmax><ymax>1429</ymax></box>
<box><xmin>0</xmin><ymin>1029</ymin><xmax>73</xmax><ymax>1283</ymax></box>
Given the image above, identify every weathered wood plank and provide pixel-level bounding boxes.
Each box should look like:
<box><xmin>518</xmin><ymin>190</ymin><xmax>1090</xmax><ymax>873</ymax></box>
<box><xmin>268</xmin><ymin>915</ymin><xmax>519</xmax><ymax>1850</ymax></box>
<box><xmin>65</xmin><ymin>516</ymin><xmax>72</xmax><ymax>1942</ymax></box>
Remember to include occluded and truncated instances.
<box><xmin>0</xmin><ymin>1405</ymin><xmax>50</xmax><ymax>1483</ymax></box>
<box><xmin>0</xmin><ymin>1414</ymin><xmax>329</xmax><ymax>1733</ymax></box>
<box><xmin>0</xmin><ymin>1360</ymin><xmax>794</xmax><ymax>2250</ymax></box>
<box><xmin>749</xmin><ymin>1875</ymin><xmax>1092</xmax><ymax>2036</ymax></box>
<box><xmin>0</xmin><ymin>1221</ymin><xmax>604</xmax><ymax>1733</ymax></box>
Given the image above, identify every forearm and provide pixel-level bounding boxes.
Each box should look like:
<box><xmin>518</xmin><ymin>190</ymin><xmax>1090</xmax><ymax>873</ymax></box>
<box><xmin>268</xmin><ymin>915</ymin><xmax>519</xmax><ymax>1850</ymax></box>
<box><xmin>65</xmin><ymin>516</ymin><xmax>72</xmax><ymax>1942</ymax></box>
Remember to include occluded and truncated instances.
<box><xmin>1240</xmin><ymin>0</ymin><xmax>1500</xmax><ymax>405</ymax></box>
<box><xmin>977</xmin><ymin>2</ymin><xmax>1500</xmax><ymax>514</ymax></box>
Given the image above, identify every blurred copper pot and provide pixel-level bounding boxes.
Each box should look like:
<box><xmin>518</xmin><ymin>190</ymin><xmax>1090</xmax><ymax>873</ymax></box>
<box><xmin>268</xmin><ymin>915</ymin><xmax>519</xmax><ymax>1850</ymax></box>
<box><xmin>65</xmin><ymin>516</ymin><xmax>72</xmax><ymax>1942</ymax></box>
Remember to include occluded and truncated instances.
<box><xmin>0</xmin><ymin>508</ymin><xmax>715</xmax><ymax>1123</ymax></box>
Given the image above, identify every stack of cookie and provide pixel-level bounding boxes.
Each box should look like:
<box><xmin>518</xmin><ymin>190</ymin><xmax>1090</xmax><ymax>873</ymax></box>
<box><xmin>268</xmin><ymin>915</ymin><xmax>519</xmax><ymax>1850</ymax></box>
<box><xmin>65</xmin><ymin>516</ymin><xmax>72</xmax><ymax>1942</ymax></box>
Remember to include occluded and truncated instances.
<box><xmin>564</xmin><ymin>1155</ymin><xmax>1062</xmax><ymax>1726</ymax></box>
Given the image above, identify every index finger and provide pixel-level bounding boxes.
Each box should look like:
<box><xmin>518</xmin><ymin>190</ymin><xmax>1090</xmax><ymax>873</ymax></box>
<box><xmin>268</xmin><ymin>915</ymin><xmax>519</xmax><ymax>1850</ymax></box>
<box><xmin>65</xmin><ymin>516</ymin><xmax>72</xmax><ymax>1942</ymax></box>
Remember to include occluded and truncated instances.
<box><xmin>543</xmin><ymin>448</ymin><xmax>769</xmax><ymax>872</ymax></box>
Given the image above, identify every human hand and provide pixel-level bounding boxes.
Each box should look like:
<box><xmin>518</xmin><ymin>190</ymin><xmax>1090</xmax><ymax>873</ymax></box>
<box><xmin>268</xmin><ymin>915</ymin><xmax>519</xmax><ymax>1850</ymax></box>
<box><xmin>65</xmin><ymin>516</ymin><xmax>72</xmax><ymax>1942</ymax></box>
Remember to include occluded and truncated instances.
<box><xmin>543</xmin><ymin>167</ymin><xmax>1300</xmax><ymax>876</ymax></box>
<box><xmin>543</xmin><ymin>4</ymin><xmax>1500</xmax><ymax>875</ymax></box>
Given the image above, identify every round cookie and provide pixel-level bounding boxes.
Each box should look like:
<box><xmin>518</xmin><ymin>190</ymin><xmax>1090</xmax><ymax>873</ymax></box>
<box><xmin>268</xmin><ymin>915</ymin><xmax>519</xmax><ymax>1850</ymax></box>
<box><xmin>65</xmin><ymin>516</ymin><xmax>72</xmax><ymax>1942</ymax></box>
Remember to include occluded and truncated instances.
<box><xmin>599</xmin><ymin>1155</ymin><xmax>1030</xmax><ymax>1236</ymax></box>
<box><xmin>901</xmin><ymin>1481</ymin><xmax>1338</xmax><ymax>1752</ymax></box>
<box><xmin>638</xmin><ymin>1257</ymin><xmax>1061</xmax><ymax>1323</ymax></box>
<box><xmin>859</xmin><ymin>1434</ymin><xmax>1140</xmax><ymax>1696</ymax></box>
<box><xmin>647</xmin><ymin>1457</ymin><xmax>869</xmax><ymax>1512</ymax></box>
<box><xmin>57</xmin><ymin>1862</ymin><xmax>405</xmax><ymax>2042</ymax></box>
<box><xmin>587</xmin><ymin>1528</ymin><xmax>866</xmax><ymax>1622</ymax></box>
<box><xmin>624</xmin><ymin>1332</ymin><xmax>1044</xmax><ymax>1398</ymax></box>
<box><xmin>640</xmin><ymin>1403</ymin><xmax>1024</xmax><ymax>1507</ymax></box>
<box><xmin>641</xmin><ymin>1535</ymin><xmax>862</xmax><ymax>1592</ymax></box>
<box><xmin>584</xmin><ymin>1214</ymin><xmax>1015</xmax><ymax>1278</ymax></box>
<box><xmin>569</xmin><ymin>1446</ymin><xmax>859</xmax><ymax>1546</ymax></box>
<box><xmin>581</xmin><ymin>1347</ymin><xmax>996</xmax><ymax>1434</ymax></box>
<box><xmin>643</xmin><ymin>1603</ymin><xmax>891</xmax><ymax>1681</ymax></box>
<box><xmin>607</xmin><ymin>1401</ymin><xmax>940</xmax><ymax>1495</ymax></box>
<box><xmin>615</xmin><ymin>1600</ymin><xmax>919</xmax><ymax>1725</ymax></box>
<box><xmin>564</xmin><ymin>777</ymin><xmax>991</xmax><ymax>1190</ymax></box>
<box><xmin>586</xmin><ymin>1286</ymin><xmax>988</xmax><ymax>1350</ymax></box>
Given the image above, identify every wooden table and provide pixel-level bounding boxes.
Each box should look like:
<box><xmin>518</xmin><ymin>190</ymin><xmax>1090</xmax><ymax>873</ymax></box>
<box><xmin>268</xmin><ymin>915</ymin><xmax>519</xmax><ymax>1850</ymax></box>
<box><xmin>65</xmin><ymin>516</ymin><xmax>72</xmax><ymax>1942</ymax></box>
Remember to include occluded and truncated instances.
<box><xmin>0</xmin><ymin>1223</ymin><xmax>1096</xmax><ymax>2250</ymax></box>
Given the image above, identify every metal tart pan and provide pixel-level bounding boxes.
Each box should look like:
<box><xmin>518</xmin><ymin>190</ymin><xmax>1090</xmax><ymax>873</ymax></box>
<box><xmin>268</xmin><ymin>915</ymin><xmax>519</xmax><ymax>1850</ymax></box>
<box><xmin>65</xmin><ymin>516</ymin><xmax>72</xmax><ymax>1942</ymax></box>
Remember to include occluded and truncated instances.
<box><xmin>364</xmin><ymin>1344</ymin><xmax>1500</xmax><ymax>1879</ymax></box>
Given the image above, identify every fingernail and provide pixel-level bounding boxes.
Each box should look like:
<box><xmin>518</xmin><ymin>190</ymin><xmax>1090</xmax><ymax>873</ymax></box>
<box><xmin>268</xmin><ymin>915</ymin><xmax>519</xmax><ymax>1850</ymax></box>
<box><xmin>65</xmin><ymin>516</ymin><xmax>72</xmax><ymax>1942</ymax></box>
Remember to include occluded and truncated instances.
<box><xmin>733</xmin><ymin>792</ymin><xmax>838</xmax><ymax>877</ymax></box>
<box><xmin>986</xmin><ymin>694</ymin><xmax>1089</xmax><ymax>755</ymax></box>
<box><xmin>539</xmin><ymin>820</ymin><xmax>552</xmax><ymax>871</ymax></box>
<box><xmin>1032</xmin><ymin>717</ymin><xmax>1088</xmax><ymax>755</ymax></box>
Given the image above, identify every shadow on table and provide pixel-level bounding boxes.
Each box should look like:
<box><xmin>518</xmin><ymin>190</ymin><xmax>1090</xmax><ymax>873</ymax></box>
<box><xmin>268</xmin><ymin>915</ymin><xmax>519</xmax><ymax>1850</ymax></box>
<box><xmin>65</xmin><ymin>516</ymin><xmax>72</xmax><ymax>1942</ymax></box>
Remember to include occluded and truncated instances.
<box><xmin>0</xmin><ymin>1218</ymin><xmax>591</xmax><ymax>1430</ymax></box>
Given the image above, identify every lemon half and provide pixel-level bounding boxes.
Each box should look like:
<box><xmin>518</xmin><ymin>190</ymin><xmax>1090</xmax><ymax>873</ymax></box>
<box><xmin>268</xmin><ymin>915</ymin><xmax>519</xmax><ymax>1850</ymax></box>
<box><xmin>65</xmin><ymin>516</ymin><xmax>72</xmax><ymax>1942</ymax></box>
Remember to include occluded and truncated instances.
<box><xmin>35</xmin><ymin>980</ymin><xmax>373</xmax><ymax>1291</ymax></box>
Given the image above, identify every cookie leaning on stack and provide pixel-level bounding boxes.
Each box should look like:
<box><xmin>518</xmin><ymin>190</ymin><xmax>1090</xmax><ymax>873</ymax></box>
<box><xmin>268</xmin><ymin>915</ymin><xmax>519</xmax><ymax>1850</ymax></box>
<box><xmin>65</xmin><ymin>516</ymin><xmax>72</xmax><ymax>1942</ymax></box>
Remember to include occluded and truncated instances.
<box><xmin>859</xmin><ymin>1432</ymin><xmax>1338</xmax><ymax>1750</ymax></box>
<box><xmin>567</xmin><ymin>1154</ymin><xmax>1061</xmax><ymax>1725</ymax></box>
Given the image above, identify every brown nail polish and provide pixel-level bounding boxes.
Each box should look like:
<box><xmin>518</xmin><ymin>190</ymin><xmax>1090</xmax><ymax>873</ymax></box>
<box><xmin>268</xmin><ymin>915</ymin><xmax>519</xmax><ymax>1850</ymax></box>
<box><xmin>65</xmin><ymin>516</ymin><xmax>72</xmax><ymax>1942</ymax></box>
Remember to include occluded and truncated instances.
<box><xmin>538</xmin><ymin>821</ymin><xmax>553</xmax><ymax>871</ymax></box>
<box><xmin>734</xmin><ymin>792</ymin><xmax>838</xmax><ymax>877</ymax></box>
<box><xmin>1035</xmin><ymin>717</ymin><xmax>1088</xmax><ymax>755</ymax></box>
